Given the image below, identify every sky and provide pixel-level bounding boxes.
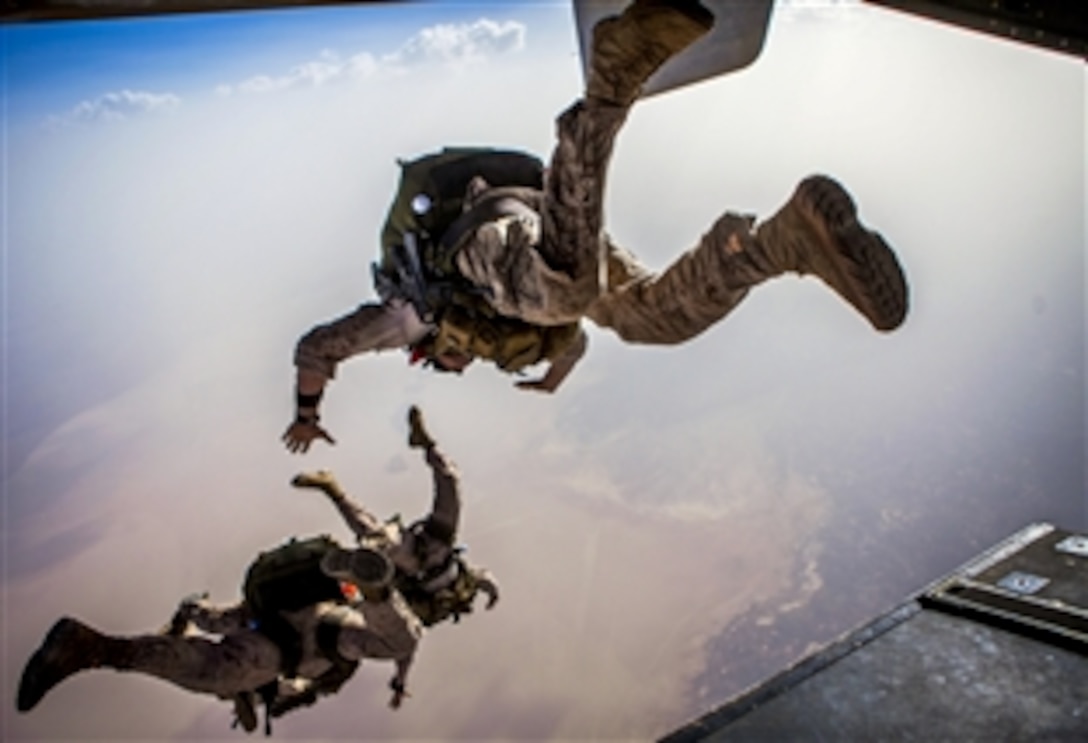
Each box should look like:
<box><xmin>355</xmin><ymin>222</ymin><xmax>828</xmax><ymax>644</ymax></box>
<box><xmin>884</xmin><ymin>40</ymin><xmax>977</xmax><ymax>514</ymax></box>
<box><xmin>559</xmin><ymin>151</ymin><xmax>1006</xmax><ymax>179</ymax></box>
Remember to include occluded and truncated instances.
<box><xmin>2</xmin><ymin>0</ymin><xmax>1086</xmax><ymax>741</ymax></box>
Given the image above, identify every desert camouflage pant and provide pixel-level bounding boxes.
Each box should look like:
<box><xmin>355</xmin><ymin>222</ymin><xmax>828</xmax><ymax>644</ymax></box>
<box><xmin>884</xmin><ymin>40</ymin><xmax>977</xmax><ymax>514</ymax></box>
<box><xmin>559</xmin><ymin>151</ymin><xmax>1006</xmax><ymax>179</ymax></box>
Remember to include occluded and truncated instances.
<box><xmin>458</xmin><ymin>98</ymin><xmax>775</xmax><ymax>344</ymax></box>
<box><xmin>105</xmin><ymin>597</ymin><xmax>419</xmax><ymax>698</ymax></box>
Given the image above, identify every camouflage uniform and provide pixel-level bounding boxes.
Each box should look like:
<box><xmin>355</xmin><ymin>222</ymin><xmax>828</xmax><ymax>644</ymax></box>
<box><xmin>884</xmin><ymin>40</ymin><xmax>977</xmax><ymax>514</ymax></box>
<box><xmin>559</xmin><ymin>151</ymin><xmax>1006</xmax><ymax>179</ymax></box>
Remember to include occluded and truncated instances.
<box><xmin>291</xmin><ymin>100</ymin><xmax>658</xmax><ymax>380</ymax></box>
<box><xmin>292</xmin><ymin>428</ymin><xmax>500</xmax><ymax>598</ymax></box>
<box><xmin>17</xmin><ymin>408</ymin><xmax>493</xmax><ymax>716</ymax></box>
<box><xmin>308</xmin><ymin>446</ymin><xmax>461</xmax><ymax>575</ymax></box>
<box><xmin>16</xmin><ymin>504</ymin><xmax>422</xmax><ymax>713</ymax></box>
<box><xmin>15</xmin><ymin>587</ymin><xmax>421</xmax><ymax>712</ymax></box>
<box><xmin>294</xmin><ymin>1</ymin><xmax>906</xmax><ymax>388</ymax></box>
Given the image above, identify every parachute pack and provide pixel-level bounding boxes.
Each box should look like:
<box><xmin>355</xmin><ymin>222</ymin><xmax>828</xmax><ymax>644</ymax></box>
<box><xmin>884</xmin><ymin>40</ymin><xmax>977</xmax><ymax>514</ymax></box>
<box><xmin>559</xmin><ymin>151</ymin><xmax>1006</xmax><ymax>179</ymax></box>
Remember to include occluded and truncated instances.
<box><xmin>373</xmin><ymin>147</ymin><xmax>582</xmax><ymax>373</ymax></box>
<box><xmin>378</xmin><ymin>146</ymin><xmax>545</xmax><ymax>268</ymax></box>
<box><xmin>232</xmin><ymin>533</ymin><xmax>485</xmax><ymax>734</ymax></box>
<box><xmin>237</xmin><ymin>537</ymin><xmax>366</xmax><ymax>736</ymax></box>
<box><xmin>241</xmin><ymin>533</ymin><xmax>480</xmax><ymax>627</ymax></box>
<box><xmin>242</xmin><ymin>535</ymin><xmax>344</xmax><ymax>621</ymax></box>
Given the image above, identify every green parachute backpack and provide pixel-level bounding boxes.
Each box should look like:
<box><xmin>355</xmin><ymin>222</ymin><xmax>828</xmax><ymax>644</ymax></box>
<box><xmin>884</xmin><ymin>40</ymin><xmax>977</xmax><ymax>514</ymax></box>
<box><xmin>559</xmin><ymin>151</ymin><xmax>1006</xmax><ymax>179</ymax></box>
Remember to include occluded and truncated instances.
<box><xmin>373</xmin><ymin>147</ymin><xmax>582</xmax><ymax>374</ymax></box>
<box><xmin>242</xmin><ymin>535</ymin><xmax>345</xmax><ymax>619</ymax></box>
<box><xmin>378</xmin><ymin>145</ymin><xmax>545</xmax><ymax>273</ymax></box>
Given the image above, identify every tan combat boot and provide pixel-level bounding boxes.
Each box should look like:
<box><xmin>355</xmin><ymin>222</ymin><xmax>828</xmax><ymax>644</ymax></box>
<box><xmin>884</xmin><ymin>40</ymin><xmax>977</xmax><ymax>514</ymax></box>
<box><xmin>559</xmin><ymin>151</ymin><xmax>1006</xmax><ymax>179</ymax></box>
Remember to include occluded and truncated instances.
<box><xmin>407</xmin><ymin>405</ymin><xmax>434</xmax><ymax>450</ymax></box>
<box><xmin>232</xmin><ymin>691</ymin><xmax>259</xmax><ymax>733</ymax></box>
<box><xmin>17</xmin><ymin>617</ymin><xmax>118</xmax><ymax>712</ymax></box>
<box><xmin>160</xmin><ymin>591</ymin><xmax>210</xmax><ymax>637</ymax></box>
<box><xmin>291</xmin><ymin>469</ymin><xmax>348</xmax><ymax>499</ymax></box>
<box><xmin>587</xmin><ymin>0</ymin><xmax>715</xmax><ymax>106</ymax></box>
<box><xmin>754</xmin><ymin>175</ymin><xmax>909</xmax><ymax>332</ymax></box>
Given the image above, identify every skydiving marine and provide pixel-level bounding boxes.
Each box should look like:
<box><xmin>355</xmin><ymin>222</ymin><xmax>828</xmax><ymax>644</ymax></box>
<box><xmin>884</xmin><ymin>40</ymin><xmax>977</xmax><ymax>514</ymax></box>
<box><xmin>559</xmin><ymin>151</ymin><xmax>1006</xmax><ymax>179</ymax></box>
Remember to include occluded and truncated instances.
<box><xmin>283</xmin><ymin>0</ymin><xmax>909</xmax><ymax>453</ymax></box>
<box><xmin>17</xmin><ymin>407</ymin><xmax>498</xmax><ymax>733</ymax></box>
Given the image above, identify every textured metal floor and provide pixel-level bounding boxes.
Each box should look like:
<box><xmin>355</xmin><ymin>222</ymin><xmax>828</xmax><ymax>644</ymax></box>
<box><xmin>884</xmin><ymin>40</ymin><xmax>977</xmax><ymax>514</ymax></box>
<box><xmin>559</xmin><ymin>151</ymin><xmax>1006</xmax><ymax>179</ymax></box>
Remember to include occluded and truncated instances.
<box><xmin>665</xmin><ymin>524</ymin><xmax>1088</xmax><ymax>742</ymax></box>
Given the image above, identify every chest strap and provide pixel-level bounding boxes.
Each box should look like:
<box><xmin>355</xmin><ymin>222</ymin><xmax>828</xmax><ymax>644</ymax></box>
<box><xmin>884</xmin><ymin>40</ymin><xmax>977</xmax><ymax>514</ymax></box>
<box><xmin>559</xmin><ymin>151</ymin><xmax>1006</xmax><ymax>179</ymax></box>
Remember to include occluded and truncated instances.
<box><xmin>438</xmin><ymin>188</ymin><xmax>539</xmax><ymax>256</ymax></box>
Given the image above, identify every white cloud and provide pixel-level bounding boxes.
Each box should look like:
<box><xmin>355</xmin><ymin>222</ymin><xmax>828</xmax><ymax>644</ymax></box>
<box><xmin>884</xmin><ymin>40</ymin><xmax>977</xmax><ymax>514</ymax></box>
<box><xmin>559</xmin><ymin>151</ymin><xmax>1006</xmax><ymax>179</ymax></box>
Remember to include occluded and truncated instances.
<box><xmin>216</xmin><ymin>47</ymin><xmax>383</xmax><ymax>97</ymax></box>
<box><xmin>216</xmin><ymin>18</ymin><xmax>525</xmax><ymax>97</ymax></box>
<box><xmin>384</xmin><ymin>18</ymin><xmax>526</xmax><ymax>69</ymax></box>
<box><xmin>45</xmin><ymin>17</ymin><xmax>527</xmax><ymax>118</ymax></box>
<box><xmin>776</xmin><ymin>0</ymin><xmax>862</xmax><ymax>23</ymax></box>
<box><xmin>345</xmin><ymin>51</ymin><xmax>380</xmax><ymax>79</ymax></box>
<box><xmin>44</xmin><ymin>89</ymin><xmax>181</xmax><ymax>129</ymax></box>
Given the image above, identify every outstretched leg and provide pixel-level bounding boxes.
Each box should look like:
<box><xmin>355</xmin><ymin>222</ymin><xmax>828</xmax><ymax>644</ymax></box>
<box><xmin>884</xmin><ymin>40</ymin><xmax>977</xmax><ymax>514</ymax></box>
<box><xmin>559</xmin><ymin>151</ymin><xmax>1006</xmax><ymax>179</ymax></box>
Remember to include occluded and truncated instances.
<box><xmin>163</xmin><ymin>593</ymin><xmax>251</xmax><ymax>637</ymax></box>
<box><xmin>455</xmin><ymin>2</ymin><xmax>715</xmax><ymax>327</ymax></box>
<box><xmin>291</xmin><ymin>470</ymin><xmax>385</xmax><ymax>542</ymax></box>
<box><xmin>585</xmin><ymin>176</ymin><xmax>909</xmax><ymax>344</ymax></box>
<box><xmin>538</xmin><ymin>1</ymin><xmax>715</xmax><ymax>308</ymax></box>
<box><xmin>586</xmin><ymin>219</ymin><xmax>757</xmax><ymax>344</ymax></box>
<box><xmin>291</xmin><ymin>469</ymin><xmax>349</xmax><ymax>501</ymax></box>
<box><xmin>18</xmin><ymin>617</ymin><xmax>282</xmax><ymax>712</ymax></box>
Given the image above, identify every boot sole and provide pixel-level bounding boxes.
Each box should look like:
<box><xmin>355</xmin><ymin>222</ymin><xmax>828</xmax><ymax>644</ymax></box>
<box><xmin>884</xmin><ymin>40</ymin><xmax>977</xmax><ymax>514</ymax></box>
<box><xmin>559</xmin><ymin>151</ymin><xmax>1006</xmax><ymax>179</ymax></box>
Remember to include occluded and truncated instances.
<box><xmin>17</xmin><ymin>618</ymin><xmax>88</xmax><ymax>712</ymax></box>
<box><xmin>794</xmin><ymin>176</ymin><xmax>909</xmax><ymax>332</ymax></box>
<box><xmin>17</xmin><ymin>646</ymin><xmax>52</xmax><ymax>711</ymax></box>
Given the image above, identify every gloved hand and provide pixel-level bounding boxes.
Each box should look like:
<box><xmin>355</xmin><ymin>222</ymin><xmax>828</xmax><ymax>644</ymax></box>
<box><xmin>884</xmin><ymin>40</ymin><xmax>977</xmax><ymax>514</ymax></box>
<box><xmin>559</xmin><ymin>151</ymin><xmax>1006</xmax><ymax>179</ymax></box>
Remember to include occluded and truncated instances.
<box><xmin>282</xmin><ymin>418</ymin><xmax>336</xmax><ymax>454</ymax></box>
<box><xmin>514</xmin><ymin>355</ymin><xmax>576</xmax><ymax>394</ymax></box>
<box><xmin>514</xmin><ymin>376</ymin><xmax>560</xmax><ymax>394</ymax></box>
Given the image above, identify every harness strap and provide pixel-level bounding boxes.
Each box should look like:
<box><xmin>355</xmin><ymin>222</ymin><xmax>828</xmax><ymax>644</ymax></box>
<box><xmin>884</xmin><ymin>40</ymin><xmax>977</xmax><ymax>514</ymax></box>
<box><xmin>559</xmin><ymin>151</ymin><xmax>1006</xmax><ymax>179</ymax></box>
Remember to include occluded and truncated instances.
<box><xmin>438</xmin><ymin>188</ymin><xmax>539</xmax><ymax>255</ymax></box>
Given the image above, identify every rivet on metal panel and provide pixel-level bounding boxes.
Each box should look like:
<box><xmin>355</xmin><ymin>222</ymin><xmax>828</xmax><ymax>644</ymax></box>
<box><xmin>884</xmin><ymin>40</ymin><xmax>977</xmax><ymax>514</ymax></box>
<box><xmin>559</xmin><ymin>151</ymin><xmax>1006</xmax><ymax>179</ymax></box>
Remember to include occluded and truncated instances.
<box><xmin>996</xmin><ymin>571</ymin><xmax>1050</xmax><ymax>595</ymax></box>
<box><xmin>1055</xmin><ymin>535</ymin><xmax>1088</xmax><ymax>558</ymax></box>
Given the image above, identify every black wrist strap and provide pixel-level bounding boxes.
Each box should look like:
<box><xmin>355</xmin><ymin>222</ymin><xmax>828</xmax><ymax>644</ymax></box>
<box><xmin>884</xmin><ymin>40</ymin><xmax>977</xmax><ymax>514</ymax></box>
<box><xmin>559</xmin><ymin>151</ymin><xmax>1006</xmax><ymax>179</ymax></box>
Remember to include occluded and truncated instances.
<box><xmin>295</xmin><ymin>412</ymin><xmax>320</xmax><ymax>425</ymax></box>
<box><xmin>296</xmin><ymin>389</ymin><xmax>323</xmax><ymax>409</ymax></box>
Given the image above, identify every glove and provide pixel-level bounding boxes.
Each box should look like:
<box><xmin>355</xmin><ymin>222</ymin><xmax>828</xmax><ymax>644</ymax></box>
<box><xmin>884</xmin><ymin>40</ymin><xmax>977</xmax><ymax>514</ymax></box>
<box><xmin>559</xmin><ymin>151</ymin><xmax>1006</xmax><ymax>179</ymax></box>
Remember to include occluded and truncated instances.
<box><xmin>282</xmin><ymin>417</ymin><xmax>336</xmax><ymax>454</ymax></box>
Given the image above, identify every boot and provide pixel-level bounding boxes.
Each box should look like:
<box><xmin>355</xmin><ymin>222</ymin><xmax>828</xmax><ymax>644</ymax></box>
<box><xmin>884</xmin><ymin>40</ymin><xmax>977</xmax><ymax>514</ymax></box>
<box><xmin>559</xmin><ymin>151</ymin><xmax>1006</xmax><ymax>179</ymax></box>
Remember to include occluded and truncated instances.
<box><xmin>232</xmin><ymin>691</ymin><xmax>259</xmax><ymax>733</ymax></box>
<box><xmin>587</xmin><ymin>0</ymin><xmax>715</xmax><ymax>106</ymax></box>
<box><xmin>290</xmin><ymin>469</ymin><xmax>347</xmax><ymax>499</ymax></box>
<box><xmin>407</xmin><ymin>405</ymin><xmax>434</xmax><ymax>450</ymax></box>
<box><xmin>17</xmin><ymin>617</ymin><xmax>119</xmax><ymax>712</ymax></box>
<box><xmin>321</xmin><ymin>546</ymin><xmax>394</xmax><ymax>593</ymax></box>
<box><xmin>160</xmin><ymin>591</ymin><xmax>209</xmax><ymax>637</ymax></box>
<box><xmin>753</xmin><ymin>175</ymin><xmax>909</xmax><ymax>331</ymax></box>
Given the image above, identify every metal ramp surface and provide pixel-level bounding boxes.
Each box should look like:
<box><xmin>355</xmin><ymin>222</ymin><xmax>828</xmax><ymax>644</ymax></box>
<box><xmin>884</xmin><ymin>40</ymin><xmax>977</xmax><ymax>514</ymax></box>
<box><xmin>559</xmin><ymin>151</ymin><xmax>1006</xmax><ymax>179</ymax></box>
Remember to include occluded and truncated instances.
<box><xmin>664</xmin><ymin>523</ymin><xmax>1088</xmax><ymax>742</ymax></box>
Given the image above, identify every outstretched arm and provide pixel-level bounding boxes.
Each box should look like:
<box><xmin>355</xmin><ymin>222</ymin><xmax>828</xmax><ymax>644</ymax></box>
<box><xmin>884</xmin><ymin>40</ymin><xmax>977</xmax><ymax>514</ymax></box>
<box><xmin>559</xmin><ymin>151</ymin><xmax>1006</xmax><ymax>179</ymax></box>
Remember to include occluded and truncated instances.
<box><xmin>515</xmin><ymin>326</ymin><xmax>588</xmax><ymax>394</ymax></box>
<box><xmin>474</xmin><ymin>567</ymin><xmax>500</xmax><ymax>609</ymax></box>
<box><xmin>284</xmin><ymin>299</ymin><xmax>431</xmax><ymax>453</ymax></box>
